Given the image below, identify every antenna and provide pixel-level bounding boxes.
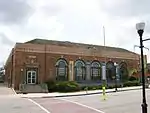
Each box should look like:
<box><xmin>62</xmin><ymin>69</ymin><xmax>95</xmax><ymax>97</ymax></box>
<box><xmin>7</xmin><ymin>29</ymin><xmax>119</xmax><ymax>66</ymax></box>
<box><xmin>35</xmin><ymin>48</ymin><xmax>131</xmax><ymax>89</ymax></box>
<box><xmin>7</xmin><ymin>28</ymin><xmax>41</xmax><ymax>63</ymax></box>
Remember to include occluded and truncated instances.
<box><xmin>103</xmin><ymin>26</ymin><xmax>106</xmax><ymax>63</ymax></box>
<box><xmin>102</xmin><ymin>26</ymin><xmax>107</xmax><ymax>83</ymax></box>
<box><xmin>103</xmin><ymin>26</ymin><xmax>105</xmax><ymax>47</ymax></box>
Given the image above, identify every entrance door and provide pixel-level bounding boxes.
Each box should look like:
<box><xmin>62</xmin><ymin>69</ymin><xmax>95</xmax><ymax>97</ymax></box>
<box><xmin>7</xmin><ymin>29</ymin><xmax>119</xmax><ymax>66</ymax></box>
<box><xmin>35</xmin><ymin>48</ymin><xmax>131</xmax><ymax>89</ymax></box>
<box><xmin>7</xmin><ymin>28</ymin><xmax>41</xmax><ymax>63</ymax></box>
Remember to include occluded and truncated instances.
<box><xmin>27</xmin><ymin>71</ymin><xmax>36</xmax><ymax>84</ymax></box>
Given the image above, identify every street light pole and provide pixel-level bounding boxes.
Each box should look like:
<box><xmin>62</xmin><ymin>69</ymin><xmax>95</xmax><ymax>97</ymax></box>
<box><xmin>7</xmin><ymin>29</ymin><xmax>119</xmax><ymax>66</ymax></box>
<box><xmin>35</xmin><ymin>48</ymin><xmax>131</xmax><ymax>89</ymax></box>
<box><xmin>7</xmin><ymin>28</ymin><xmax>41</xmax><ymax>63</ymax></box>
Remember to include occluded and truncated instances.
<box><xmin>136</xmin><ymin>22</ymin><xmax>147</xmax><ymax>113</ymax></box>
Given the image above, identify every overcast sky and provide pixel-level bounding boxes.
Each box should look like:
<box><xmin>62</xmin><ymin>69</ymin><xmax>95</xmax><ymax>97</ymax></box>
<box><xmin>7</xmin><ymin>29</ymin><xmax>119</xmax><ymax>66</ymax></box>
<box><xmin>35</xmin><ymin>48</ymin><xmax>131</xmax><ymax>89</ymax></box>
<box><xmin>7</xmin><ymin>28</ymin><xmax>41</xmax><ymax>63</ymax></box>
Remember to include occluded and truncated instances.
<box><xmin>1</xmin><ymin>0</ymin><xmax>150</xmax><ymax>66</ymax></box>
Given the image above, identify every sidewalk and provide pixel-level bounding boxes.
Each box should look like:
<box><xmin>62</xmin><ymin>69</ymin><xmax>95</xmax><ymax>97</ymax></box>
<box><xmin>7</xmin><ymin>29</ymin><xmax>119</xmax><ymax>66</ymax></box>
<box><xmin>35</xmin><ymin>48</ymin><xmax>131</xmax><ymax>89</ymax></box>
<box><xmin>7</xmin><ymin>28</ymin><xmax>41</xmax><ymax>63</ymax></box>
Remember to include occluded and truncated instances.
<box><xmin>18</xmin><ymin>86</ymin><xmax>142</xmax><ymax>98</ymax></box>
<box><xmin>0</xmin><ymin>83</ymin><xmax>16</xmax><ymax>95</ymax></box>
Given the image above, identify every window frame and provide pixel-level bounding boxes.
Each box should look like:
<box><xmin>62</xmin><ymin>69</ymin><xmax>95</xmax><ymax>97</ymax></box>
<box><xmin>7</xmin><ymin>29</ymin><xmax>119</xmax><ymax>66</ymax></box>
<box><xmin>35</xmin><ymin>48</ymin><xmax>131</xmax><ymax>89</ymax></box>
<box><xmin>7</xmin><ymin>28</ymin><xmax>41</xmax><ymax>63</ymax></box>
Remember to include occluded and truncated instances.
<box><xmin>27</xmin><ymin>70</ymin><xmax>37</xmax><ymax>84</ymax></box>
<box><xmin>74</xmin><ymin>60</ymin><xmax>86</xmax><ymax>81</ymax></box>
<box><xmin>56</xmin><ymin>59</ymin><xmax>68</xmax><ymax>81</ymax></box>
<box><xmin>106</xmin><ymin>61</ymin><xmax>115</xmax><ymax>81</ymax></box>
<box><xmin>91</xmin><ymin>61</ymin><xmax>101</xmax><ymax>80</ymax></box>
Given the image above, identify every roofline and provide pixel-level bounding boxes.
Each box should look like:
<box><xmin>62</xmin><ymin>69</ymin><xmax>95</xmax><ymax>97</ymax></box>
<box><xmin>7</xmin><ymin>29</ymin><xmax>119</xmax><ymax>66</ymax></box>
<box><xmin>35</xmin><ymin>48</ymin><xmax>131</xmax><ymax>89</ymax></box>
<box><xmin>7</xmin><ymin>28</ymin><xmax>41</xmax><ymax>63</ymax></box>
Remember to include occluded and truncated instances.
<box><xmin>25</xmin><ymin>38</ymin><xmax>139</xmax><ymax>55</ymax></box>
<box><xmin>4</xmin><ymin>43</ymin><xmax>19</xmax><ymax>67</ymax></box>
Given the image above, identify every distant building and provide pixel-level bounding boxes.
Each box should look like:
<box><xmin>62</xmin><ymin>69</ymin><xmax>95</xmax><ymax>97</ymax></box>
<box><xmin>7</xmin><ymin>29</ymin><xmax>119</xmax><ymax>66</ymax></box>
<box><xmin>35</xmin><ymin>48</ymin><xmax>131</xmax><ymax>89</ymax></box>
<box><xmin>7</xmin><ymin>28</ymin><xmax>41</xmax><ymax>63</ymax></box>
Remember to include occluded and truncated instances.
<box><xmin>4</xmin><ymin>39</ymin><xmax>140</xmax><ymax>92</ymax></box>
<box><xmin>146</xmin><ymin>63</ymin><xmax>150</xmax><ymax>77</ymax></box>
<box><xmin>0</xmin><ymin>67</ymin><xmax>4</xmax><ymax>83</ymax></box>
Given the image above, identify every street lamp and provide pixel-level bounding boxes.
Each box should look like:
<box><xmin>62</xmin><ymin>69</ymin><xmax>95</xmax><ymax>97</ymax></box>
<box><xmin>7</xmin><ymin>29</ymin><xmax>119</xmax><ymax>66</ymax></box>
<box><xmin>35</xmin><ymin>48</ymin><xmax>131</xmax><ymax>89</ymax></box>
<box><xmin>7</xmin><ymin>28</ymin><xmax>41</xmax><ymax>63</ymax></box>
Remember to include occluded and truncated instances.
<box><xmin>136</xmin><ymin>22</ymin><xmax>147</xmax><ymax>113</ymax></box>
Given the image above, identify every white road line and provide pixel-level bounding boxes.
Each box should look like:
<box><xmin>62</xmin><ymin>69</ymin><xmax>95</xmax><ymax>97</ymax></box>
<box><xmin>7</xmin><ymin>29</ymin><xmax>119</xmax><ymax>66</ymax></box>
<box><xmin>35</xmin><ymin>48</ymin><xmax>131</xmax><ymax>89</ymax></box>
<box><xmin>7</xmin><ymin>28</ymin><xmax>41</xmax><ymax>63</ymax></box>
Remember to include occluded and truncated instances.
<box><xmin>58</xmin><ymin>98</ymin><xmax>105</xmax><ymax>113</ymax></box>
<box><xmin>28</xmin><ymin>99</ymin><xmax>51</xmax><ymax>113</ymax></box>
<box><xmin>11</xmin><ymin>88</ymin><xmax>17</xmax><ymax>95</ymax></box>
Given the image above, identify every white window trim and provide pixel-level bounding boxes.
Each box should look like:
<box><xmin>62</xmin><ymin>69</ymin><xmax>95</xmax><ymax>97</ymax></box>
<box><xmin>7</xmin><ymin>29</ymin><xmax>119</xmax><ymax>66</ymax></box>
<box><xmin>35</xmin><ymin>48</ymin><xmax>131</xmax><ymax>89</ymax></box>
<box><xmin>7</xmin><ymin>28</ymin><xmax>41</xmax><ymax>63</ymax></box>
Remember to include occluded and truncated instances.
<box><xmin>27</xmin><ymin>70</ymin><xmax>36</xmax><ymax>84</ymax></box>
<box><xmin>56</xmin><ymin>60</ymin><xmax>67</xmax><ymax>77</ymax></box>
<box><xmin>92</xmin><ymin>68</ymin><xmax>99</xmax><ymax>76</ymax></box>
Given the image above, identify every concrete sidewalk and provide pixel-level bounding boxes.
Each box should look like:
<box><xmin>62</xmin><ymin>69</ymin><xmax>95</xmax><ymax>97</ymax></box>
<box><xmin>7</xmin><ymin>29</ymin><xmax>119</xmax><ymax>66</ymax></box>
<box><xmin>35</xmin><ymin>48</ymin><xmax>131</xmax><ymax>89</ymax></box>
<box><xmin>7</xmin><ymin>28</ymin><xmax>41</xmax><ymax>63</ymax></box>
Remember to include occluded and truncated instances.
<box><xmin>0</xmin><ymin>83</ymin><xmax>16</xmax><ymax>95</ymax></box>
<box><xmin>18</xmin><ymin>86</ymin><xmax>142</xmax><ymax>98</ymax></box>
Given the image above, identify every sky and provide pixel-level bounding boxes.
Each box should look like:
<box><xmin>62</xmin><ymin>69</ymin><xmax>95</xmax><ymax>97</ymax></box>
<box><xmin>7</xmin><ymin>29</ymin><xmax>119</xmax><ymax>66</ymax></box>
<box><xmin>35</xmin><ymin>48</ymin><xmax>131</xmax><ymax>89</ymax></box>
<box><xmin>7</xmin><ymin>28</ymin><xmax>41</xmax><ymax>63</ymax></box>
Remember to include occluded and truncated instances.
<box><xmin>1</xmin><ymin>0</ymin><xmax>150</xmax><ymax>66</ymax></box>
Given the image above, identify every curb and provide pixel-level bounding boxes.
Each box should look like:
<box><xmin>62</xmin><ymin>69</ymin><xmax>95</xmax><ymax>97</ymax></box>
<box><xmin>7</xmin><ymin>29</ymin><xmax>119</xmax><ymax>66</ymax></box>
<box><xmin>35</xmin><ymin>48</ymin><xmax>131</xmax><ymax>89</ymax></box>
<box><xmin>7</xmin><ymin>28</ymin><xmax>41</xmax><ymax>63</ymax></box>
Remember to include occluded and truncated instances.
<box><xmin>20</xmin><ymin>87</ymin><xmax>142</xmax><ymax>99</ymax></box>
<box><xmin>40</xmin><ymin>87</ymin><xmax>142</xmax><ymax>98</ymax></box>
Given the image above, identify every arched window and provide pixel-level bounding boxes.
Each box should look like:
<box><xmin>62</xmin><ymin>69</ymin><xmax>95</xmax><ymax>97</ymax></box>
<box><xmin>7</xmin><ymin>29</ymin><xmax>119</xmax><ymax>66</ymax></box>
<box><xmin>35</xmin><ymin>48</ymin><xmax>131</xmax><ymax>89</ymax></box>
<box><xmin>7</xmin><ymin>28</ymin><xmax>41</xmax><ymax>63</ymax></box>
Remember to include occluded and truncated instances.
<box><xmin>74</xmin><ymin>60</ymin><xmax>86</xmax><ymax>81</ymax></box>
<box><xmin>91</xmin><ymin>61</ymin><xmax>101</xmax><ymax>80</ymax></box>
<box><xmin>119</xmin><ymin>62</ymin><xmax>128</xmax><ymax>82</ymax></box>
<box><xmin>56</xmin><ymin>58</ymin><xmax>68</xmax><ymax>81</ymax></box>
<box><xmin>106</xmin><ymin>61</ymin><xmax>115</xmax><ymax>81</ymax></box>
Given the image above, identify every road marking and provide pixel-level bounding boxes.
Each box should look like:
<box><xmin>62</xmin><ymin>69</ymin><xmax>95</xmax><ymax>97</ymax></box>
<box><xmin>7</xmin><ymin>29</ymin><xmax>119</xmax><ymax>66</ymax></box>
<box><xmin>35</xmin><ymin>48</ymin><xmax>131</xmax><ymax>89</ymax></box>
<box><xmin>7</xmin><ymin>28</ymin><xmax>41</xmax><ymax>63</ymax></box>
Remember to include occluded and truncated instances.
<box><xmin>59</xmin><ymin>98</ymin><xmax>105</xmax><ymax>113</ymax></box>
<box><xmin>12</xmin><ymin>88</ymin><xmax>17</xmax><ymax>95</ymax></box>
<box><xmin>28</xmin><ymin>99</ymin><xmax>51</xmax><ymax>113</ymax></box>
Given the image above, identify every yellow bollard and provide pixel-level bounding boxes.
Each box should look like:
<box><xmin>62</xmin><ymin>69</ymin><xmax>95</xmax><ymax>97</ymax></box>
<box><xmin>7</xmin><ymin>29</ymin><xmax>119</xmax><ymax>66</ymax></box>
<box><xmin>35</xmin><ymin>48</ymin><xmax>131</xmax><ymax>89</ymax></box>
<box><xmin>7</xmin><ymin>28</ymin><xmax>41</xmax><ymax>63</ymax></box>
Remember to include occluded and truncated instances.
<box><xmin>102</xmin><ymin>86</ymin><xmax>106</xmax><ymax>100</ymax></box>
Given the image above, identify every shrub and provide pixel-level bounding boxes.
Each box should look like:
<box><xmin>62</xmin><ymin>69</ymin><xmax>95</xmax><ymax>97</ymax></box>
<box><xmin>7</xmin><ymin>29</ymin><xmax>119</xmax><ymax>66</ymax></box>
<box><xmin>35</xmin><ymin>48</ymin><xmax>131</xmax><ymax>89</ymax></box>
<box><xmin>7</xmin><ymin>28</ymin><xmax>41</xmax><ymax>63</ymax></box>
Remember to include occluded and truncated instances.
<box><xmin>55</xmin><ymin>81</ymin><xmax>80</xmax><ymax>92</ymax></box>
<box><xmin>123</xmin><ymin>80</ymin><xmax>140</xmax><ymax>87</ymax></box>
<box><xmin>80</xmin><ymin>85</ymin><xmax>102</xmax><ymax>91</ymax></box>
<box><xmin>106</xmin><ymin>84</ymin><xmax>122</xmax><ymax>89</ymax></box>
<box><xmin>107</xmin><ymin>85</ymin><xmax>114</xmax><ymax>89</ymax></box>
<box><xmin>46</xmin><ymin>81</ymin><xmax>81</xmax><ymax>92</ymax></box>
<box><xmin>128</xmin><ymin>76</ymin><xmax>137</xmax><ymax>81</ymax></box>
<box><xmin>45</xmin><ymin>80</ymin><xmax>56</xmax><ymax>92</ymax></box>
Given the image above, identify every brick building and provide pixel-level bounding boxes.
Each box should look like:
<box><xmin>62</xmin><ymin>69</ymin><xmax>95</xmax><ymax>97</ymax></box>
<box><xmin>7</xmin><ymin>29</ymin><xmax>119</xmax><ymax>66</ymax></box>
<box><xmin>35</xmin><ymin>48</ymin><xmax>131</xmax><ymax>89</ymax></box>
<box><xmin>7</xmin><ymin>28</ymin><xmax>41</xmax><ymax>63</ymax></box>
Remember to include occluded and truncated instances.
<box><xmin>4</xmin><ymin>39</ymin><xmax>140</xmax><ymax>92</ymax></box>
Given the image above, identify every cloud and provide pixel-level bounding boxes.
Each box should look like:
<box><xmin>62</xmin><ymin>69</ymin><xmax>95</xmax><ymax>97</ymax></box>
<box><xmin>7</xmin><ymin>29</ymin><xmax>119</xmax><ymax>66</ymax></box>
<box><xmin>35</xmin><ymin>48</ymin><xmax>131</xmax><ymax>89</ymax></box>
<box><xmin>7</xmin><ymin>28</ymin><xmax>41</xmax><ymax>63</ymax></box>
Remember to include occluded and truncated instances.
<box><xmin>0</xmin><ymin>61</ymin><xmax>3</xmax><ymax>66</ymax></box>
<box><xmin>41</xmin><ymin>0</ymin><xmax>106</xmax><ymax>43</ymax></box>
<box><xmin>100</xmin><ymin>0</ymin><xmax>150</xmax><ymax>18</ymax></box>
<box><xmin>8</xmin><ymin>0</ymin><xmax>105</xmax><ymax>43</ymax></box>
<box><xmin>0</xmin><ymin>45</ymin><xmax>12</xmax><ymax>66</ymax></box>
<box><xmin>1</xmin><ymin>0</ymin><xmax>150</xmax><ymax>63</ymax></box>
<box><xmin>0</xmin><ymin>33</ymin><xmax>15</xmax><ymax>46</ymax></box>
<box><xmin>41</xmin><ymin>2</ymin><xmax>62</xmax><ymax>16</ymax></box>
<box><xmin>0</xmin><ymin>0</ymin><xmax>33</xmax><ymax>25</ymax></box>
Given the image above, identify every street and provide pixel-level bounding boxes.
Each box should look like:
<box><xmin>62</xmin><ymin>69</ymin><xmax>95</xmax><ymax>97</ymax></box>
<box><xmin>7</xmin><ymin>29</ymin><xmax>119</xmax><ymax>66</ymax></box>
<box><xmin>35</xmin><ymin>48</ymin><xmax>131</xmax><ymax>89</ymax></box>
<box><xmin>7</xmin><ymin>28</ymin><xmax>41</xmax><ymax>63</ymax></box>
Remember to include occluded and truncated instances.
<box><xmin>1</xmin><ymin>86</ymin><xmax>150</xmax><ymax>113</ymax></box>
<box><xmin>31</xmin><ymin>89</ymin><xmax>150</xmax><ymax>113</ymax></box>
<box><xmin>0</xmin><ymin>84</ymin><xmax>45</xmax><ymax>113</ymax></box>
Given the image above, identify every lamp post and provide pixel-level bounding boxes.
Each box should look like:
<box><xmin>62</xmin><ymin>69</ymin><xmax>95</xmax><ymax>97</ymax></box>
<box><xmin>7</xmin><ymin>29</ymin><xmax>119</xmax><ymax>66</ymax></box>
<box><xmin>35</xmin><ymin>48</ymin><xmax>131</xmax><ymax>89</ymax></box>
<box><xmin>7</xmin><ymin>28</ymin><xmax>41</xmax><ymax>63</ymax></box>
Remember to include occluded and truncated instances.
<box><xmin>136</xmin><ymin>22</ymin><xmax>147</xmax><ymax>113</ymax></box>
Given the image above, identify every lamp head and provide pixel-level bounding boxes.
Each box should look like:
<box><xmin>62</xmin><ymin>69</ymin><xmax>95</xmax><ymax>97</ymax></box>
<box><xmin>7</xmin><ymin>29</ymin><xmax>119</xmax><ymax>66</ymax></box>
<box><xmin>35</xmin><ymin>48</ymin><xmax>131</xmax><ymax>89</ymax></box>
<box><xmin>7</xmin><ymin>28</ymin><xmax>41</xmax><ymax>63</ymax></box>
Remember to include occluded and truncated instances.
<box><xmin>136</xmin><ymin>22</ymin><xmax>145</xmax><ymax>31</ymax></box>
<box><xmin>21</xmin><ymin>69</ymin><xmax>23</xmax><ymax>72</ymax></box>
<box><xmin>136</xmin><ymin>22</ymin><xmax>145</xmax><ymax>37</ymax></box>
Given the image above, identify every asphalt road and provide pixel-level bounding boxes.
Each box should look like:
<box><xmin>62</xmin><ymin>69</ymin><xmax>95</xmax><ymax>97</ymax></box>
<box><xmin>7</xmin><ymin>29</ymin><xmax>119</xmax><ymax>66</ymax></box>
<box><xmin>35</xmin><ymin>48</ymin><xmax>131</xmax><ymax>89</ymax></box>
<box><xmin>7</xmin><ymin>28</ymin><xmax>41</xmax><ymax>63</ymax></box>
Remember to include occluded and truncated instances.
<box><xmin>1</xmin><ymin>88</ymin><xmax>150</xmax><ymax>113</ymax></box>
<box><xmin>0</xmin><ymin>96</ymin><xmax>47</xmax><ymax>113</ymax></box>
<box><xmin>31</xmin><ymin>89</ymin><xmax>150</xmax><ymax>113</ymax></box>
<box><xmin>58</xmin><ymin>89</ymin><xmax>148</xmax><ymax>113</ymax></box>
<box><xmin>0</xmin><ymin>84</ymin><xmax>46</xmax><ymax>113</ymax></box>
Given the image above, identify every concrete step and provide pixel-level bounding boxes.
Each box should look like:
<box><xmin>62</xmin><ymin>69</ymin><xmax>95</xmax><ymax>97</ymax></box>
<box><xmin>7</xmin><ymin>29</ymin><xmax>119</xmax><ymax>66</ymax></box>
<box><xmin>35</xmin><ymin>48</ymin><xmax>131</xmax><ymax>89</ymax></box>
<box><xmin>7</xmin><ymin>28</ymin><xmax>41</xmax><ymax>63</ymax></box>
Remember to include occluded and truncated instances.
<box><xmin>19</xmin><ymin>84</ymin><xmax>48</xmax><ymax>93</ymax></box>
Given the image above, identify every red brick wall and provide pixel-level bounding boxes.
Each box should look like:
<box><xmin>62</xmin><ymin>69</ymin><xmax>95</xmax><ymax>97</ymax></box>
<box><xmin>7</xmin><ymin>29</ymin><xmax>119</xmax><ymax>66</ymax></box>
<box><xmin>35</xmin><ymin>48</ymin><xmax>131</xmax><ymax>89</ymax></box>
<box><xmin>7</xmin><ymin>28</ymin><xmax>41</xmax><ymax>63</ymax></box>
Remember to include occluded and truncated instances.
<box><xmin>5</xmin><ymin>43</ymin><xmax>141</xmax><ymax>90</ymax></box>
<box><xmin>13</xmin><ymin>52</ymin><xmax>140</xmax><ymax>90</ymax></box>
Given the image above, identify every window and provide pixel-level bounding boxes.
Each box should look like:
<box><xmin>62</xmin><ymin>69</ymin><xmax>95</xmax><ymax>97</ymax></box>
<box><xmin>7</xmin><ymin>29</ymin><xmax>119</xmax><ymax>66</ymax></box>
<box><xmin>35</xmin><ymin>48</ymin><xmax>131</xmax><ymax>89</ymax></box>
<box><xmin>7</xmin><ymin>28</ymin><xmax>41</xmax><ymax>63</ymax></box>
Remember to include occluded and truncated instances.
<box><xmin>74</xmin><ymin>60</ymin><xmax>86</xmax><ymax>81</ymax></box>
<box><xmin>106</xmin><ymin>61</ymin><xmax>115</xmax><ymax>81</ymax></box>
<box><xmin>119</xmin><ymin>62</ymin><xmax>128</xmax><ymax>81</ymax></box>
<box><xmin>56</xmin><ymin>59</ymin><xmax>68</xmax><ymax>81</ymax></box>
<box><xmin>27</xmin><ymin>71</ymin><xmax>36</xmax><ymax>84</ymax></box>
<box><xmin>91</xmin><ymin>61</ymin><xmax>101</xmax><ymax>80</ymax></box>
